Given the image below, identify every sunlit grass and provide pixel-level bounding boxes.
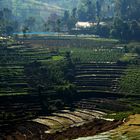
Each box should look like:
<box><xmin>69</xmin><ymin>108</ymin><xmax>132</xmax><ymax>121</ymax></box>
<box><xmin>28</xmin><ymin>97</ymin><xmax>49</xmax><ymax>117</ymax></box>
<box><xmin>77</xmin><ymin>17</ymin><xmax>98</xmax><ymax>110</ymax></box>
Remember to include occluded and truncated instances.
<box><xmin>119</xmin><ymin>53</ymin><xmax>138</xmax><ymax>62</ymax></box>
<box><xmin>52</xmin><ymin>56</ymin><xmax>64</xmax><ymax>61</ymax></box>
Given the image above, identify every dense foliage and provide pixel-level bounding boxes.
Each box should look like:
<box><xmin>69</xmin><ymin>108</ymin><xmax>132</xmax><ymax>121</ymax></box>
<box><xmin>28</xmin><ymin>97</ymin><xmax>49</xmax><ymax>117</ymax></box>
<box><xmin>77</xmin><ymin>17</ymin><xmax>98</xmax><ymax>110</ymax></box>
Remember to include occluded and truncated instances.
<box><xmin>0</xmin><ymin>8</ymin><xmax>18</xmax><ymax>35</ymax></box>
<box><xmin>60</xmin><ymin>0</ymin><xmax>140</xmax><ymax>41</ymax></box>
<box><xmin>119</xmin><ymin>67</ymin><xmax>140</xmax><ymax>95</ymax></box>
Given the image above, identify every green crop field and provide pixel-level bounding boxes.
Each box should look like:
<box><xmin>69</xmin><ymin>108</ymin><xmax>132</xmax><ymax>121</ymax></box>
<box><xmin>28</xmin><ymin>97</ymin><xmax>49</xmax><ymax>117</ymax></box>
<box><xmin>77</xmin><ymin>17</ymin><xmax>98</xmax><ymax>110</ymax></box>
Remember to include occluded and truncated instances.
<box><xmin>119</xmin><ymin>66</ymin><xmax>140</xmax><ymax>95</ymax></box>
<box><xmin>60</xmin><ymin>47</ymin><xmax>124</xmax><ymax>63</ymax></box>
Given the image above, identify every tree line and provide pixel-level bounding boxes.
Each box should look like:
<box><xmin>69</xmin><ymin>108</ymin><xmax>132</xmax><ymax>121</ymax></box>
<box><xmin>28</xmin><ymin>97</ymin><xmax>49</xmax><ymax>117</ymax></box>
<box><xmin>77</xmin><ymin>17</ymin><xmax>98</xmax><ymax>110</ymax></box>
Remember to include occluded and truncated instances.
<box><xmin>57</xmin><ymin>0</ymin><xmax>140</xmax><ymax>41</ymax></box>
<box><xmin>1</xmin><ymin>0</ymin><xmax>140</xmax><ymax>41</ymax></box>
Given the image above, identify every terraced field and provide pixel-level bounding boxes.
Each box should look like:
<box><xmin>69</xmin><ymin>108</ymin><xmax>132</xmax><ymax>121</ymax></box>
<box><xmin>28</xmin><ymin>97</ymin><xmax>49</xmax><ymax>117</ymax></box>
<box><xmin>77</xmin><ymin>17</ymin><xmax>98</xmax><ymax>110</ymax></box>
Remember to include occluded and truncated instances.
<box><xmin>1</xmin><ymin>37</ymin><xmax>123</xmax><ymax>100</ymax></box>
<box><xmin>0</xmin><ymin>61</ymin><xmax>127</xmax><ymax>139</ymax></box>
<box><xmin>0</xmin><ymin>41</ymin><xmax>59</xmax><ymax>125</ymax></box>
<box><xmin>33</xmin><ymin>109</ymin><xmax>105</xmax><ymax>133</ymax></box>
<box><xmin>1</xmin><ymin>108</ymin><xmax>118</xmax><ymax>139</ymax></box>
<box><xmin>74</xmin><ymin>63</ymin><xmax>126</xmax><ymax>100</ymax></box>
<box><xmin>1</xmin><ymin>36</ymin><xmax>138</xmax><ymax>139</ymax></box>
<box><xmin>0</xmin><ymin>42</ymin><xmax>61</xmax><ymax>95</ymax></box>
<box><xmin>0</xmin><ymin>94</ymin><xmax>42</xmax><ymax>128</ymax></box>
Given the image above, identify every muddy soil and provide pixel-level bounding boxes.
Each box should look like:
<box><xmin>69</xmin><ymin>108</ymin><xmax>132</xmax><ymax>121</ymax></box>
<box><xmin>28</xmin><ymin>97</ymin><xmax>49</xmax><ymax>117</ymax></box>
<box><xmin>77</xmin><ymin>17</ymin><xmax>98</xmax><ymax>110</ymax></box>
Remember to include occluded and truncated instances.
<box><xmin>75</xmin><ymin>114</ymin><xmax>140</xmax><ymax>140</ymax></box>
<box><xmin>0</xmin><ymin>119</ymin><xmax>122</xmax><ymax>140</ymax></box>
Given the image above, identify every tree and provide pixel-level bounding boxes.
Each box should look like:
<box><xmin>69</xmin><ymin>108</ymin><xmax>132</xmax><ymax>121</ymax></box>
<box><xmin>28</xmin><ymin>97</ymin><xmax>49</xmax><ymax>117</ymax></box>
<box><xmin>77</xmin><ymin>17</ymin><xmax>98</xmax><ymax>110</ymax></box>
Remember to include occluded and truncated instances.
<box><xmin>114</xmin><ymin>0</ymin><xmax>140</xmax><ymax>20</ymax></box>
<box><xmin>56</xmin><ymin>83</ymin><xmax>76</xmax><ymax>106</ymax></box>
<box><xmin>86</xmin><ymin>0</ymin><xmax>96</xmax><ymax>21</ymax></box>
<box><xmin>97</xmin><ymin>25</ymin><xmax>110</xmax><ymax>37</ymax></box>
<box><xmin>0</xmin><ymin>8</ymin><xmax>18</xmax><ymax>35</ymax></box>
<box><xmin>71</xmin><ymin>8</ymin><xmax>78</xmax><ymax>27</ymax></box>
<box><xmin>130</xmin><ymin>20</ymin><xmax>140</xmax><ymax>40</ymax></box>
<box><xmin>5</xmin><ymin>26</ymin><xmax>14</xmax><ymax>35</ymax></box>
<box><xmin>62</xmin><ymin>11</ymin><xmax>70</xmax><ymax>23</ymax></box>
<box><xmin>110</xmin><ymin>17</ymin><xmax>129</xmax><ymax>40</ymax></box>
<box><xmin>56</xmin><ymin>19</ymin><xmax>61</xmax><ymax>32</ymax></box>
<box><xmin>43</xmin><ymin>23</ymin><xmax>50</xmax><ymax>32</ymax></box>
<box><xmin>96</xmin><ymin>0</ymin><xmax>105</xmax><ymax>23</ymax></box>
<box><xmin>22</xmin><ymin>26</ymin><xmax>29</xmax><ymax>38</ymax></box>
<box><xmin>62</xmin><ymin>10</ymin><xmax>77</xmax><ymax>31</ymax></box>
<box><xmin>64</xmin><ymin>51</ymin><xmax>75</xmax><ymax>82</ymax></box>
<box><xmin>77</xmin><ymin>0</ymin><xmax>96</xmax><ymax>21</ymax></box>
<box><xmin>24</xmin><ymin>61</ymin><xmax>50</xmax><ymax>89</ymax></box>
<box><xmin>24</xmin><ymin>17</ymin><xmax>36</xmax><ymax>32</ymax></box>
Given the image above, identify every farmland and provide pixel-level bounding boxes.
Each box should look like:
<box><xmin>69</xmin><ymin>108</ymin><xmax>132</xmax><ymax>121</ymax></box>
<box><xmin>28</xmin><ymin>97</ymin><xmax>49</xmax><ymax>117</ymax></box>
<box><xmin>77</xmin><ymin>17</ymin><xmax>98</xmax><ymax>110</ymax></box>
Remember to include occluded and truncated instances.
<box><xmin>119</xmin><ymin>66</ymin><xmax>140</xmax><ymax>95</ymax></box>
<box><xmin>60</xmin><ymin>47</ymin><xmax>124</xmax><ymax>63</ymax></box>
<box><xmin>0</xmin><ymin>36</ymin><xmax>140</xmax><ymax>139</ymax></box>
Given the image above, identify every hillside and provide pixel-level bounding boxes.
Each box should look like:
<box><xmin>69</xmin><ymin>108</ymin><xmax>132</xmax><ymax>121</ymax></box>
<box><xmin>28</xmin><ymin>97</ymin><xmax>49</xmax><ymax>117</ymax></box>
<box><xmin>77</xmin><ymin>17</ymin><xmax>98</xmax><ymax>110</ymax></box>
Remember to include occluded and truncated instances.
<box><xmin>46</xmin><ymin>0</ymin><xmax>80</xmax><ymax>9</ymax></box>
<box><xmin>0</xmin><ymin>0</ymin><xmax>67</xmax><ymax>20</ymax></box>
<box><xmin>0</xmin><ymin>0</ymin><xmax>79</xmax><ymax>17</ymax></box>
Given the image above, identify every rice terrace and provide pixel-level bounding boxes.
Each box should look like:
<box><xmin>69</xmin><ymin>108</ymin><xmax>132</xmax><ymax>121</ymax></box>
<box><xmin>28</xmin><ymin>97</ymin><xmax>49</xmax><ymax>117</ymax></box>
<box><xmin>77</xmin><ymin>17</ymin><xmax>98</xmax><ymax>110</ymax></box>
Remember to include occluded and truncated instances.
<box><xmin>0</xmin><ymin>0</ymin><xmax>140</xmax><ymax>140</ymax></box>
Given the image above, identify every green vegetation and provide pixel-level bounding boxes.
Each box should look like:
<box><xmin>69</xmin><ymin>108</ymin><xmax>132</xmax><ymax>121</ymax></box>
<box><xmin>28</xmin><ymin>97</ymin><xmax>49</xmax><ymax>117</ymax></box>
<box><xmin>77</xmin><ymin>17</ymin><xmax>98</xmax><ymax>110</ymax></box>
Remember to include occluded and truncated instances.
<box><xmin>52</xmin><ymin>55</ymin><xmax>64</xmax><ymax>61</ymax></box>
<box><xmin>119</xmin><ymin>53</ymin><xmax>138</xmax><ymax>63</ymax></box>
<box><xmin>104</xmin><ymin>112</ymin><xmax>132</xmax><ymax>121</ymax></box>
<box><xmin>0</xmin><ymin>36</ymin><xmax>140</xmax><ymax>139</ymax></box>
<box><xmin>1</xmin><ymin>0</ymin><xmax>140</xmax><ymax>138</ymax></box>
<box><xmin>119</xmin><ymin>67</ymin><xmax>140</xmax><ymax>95</ymax></box>
<box><xmin>60</xmin><ymin>47</ymin><xmax>124</xmax><ymax>63</ymax></box>
<box><xmin>104</xmin><ymin>99</ymin><xmax>140</xmax><ymax>120</ymax></box>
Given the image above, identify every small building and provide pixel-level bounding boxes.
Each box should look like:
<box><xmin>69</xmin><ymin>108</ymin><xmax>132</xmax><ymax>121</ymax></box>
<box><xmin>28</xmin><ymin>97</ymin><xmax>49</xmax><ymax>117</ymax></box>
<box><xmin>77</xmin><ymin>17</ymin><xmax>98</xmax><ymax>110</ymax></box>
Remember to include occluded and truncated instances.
<box><xmin>75</xmin><ymin>21</ymin><xmax>107</xmax><ymax>29</ymax></box>
<box><xmin>75</xmin><ymin>22</ymin><xmax>94</xmax><ymax>29</ymax></box>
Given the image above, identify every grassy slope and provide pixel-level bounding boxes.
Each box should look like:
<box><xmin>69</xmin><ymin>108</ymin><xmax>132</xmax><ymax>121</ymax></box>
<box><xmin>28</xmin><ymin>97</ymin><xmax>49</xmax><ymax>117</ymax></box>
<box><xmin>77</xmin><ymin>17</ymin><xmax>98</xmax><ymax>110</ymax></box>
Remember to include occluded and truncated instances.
<box><xmin>109</xmin><ymin>114</ymin><xmax>140</xmax><ymax>139</ymax></box>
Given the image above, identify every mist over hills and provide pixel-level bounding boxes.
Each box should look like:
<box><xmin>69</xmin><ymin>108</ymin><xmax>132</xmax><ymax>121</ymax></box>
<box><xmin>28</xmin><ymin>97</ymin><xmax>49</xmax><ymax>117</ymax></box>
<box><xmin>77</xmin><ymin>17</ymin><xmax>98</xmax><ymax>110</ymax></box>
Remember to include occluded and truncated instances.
<box><xmin>0</xmin><ymin>0</ymin><xmax>118</xmax><ymax>33</ymax></box>
<box><xmin>0</xmin><ymin>0</ymin><xmax>66</xmax><ymax>18</ymax></box>
<box><xmin>0</xmin><ymin>0</ymin><xmax>83</xmax><ymax>32</ymax></box>
<box><xmin>0</xmin><ymin>0</ymin><xmax>78</xmax><ymax>31</ymax></box>
<box><xmin>0</xmin><ymin>0</ymin><xmax>79</xmax><ymax>17</ymax></box>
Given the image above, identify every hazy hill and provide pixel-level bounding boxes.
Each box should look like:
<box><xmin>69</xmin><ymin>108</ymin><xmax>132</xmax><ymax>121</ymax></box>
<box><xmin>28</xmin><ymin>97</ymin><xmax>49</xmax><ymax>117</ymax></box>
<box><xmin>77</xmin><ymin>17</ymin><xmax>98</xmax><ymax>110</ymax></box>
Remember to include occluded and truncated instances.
<box><xmin>0</xmin><ymin>0</ymin><xmax>68</xmax><ymax>22</ymax></box>
<box><xmin>0</xmin><ymin>0</ymin><xmax>79</xmax><ymax>17</ymax></box>
<box><xmin>46</xmin><ymin>0</ymin><xmax>80</xmax><ymax>9</ymax></box>
<box><xmin>0</xmin><ymin>0</ymin><xmax>81</xmax><ymax>32</ymax></box>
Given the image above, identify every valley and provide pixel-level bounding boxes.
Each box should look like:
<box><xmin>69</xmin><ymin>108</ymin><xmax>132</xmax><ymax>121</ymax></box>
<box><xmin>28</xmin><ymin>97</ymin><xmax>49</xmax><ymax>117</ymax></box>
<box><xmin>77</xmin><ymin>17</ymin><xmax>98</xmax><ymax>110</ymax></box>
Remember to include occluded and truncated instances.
<box><xmin>0</xmin><ymin>35</ymin><xmax>140</xmax><ymax>139</ymax></box>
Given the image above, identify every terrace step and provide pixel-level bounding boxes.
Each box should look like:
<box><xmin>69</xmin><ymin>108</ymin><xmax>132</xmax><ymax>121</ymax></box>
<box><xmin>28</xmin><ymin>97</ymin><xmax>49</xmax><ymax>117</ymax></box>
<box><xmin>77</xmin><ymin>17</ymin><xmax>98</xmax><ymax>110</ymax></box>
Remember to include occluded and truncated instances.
<box><xmin>75</xmin><ymin>79</ymin><xmax>120</xmax><ymax>83</ymax></box>
<box><xmin>53</xmin><ymin>113</ymin><xmax>84</xmax><ymax>123</ymax></box>
<box><xmin>73</xmin><ymin>62</ymin><xmax>126</xmax><ymax>99</ymax></box>
<box><xmin>0</xmin><ymin>83</ymin><xmax>28</xmax><ymax>88</ymax></box>
<box><xmin>61</xmin><ymin>110</ymin><xmax>95</xmax><ymax>121</ymax></box>
<box><xmin>74</xmin><ymin>82</ymin><xmax>113</xmax><ymax>87</ymax></box>
<box><xmin>76</xmin><ymin>68</ymin><xmax>125</xmax><ymax>71</ymax></box>
<box><xmin>75</xmin><ymin>89</ymin><xmax>124</xmax><ymax>99</ymax></box>
<box><xmin>74</xmin><ymin>98</ymin><xmax>131</xmax><ymax>112</ymax></box>
<box><xmin>76</xmin><ymin>86</ymin><xmax>111</xmax><ymax>91</ymax></box>
<box><xmin>77</xmin><ymin>89</ymin><xmax>118</xmax><ymax>94</ymax></box>
<box><xmin>76</xmin><ymin>65</ymin><xmax>126</xmax><ymax>69</ymax></box>
<box><xmin>75</xmin><ymin>71</ymin><xmax>124</xmax><ymax>75</ymax></box>
<box><xmin>75</xmin><ymin>75</ymin><xmax>121</xmax><ymax>79</ymax></box>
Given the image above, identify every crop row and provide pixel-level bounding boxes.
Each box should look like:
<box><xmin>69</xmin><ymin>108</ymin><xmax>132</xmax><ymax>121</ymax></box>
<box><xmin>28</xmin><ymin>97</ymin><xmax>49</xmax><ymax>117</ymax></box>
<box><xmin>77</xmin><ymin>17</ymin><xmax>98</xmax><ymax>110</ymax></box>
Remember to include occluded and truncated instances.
<box><xmin>60</xmin><ymin>47</ymin><xmax>124</xmax><ymax>63</ymax></box>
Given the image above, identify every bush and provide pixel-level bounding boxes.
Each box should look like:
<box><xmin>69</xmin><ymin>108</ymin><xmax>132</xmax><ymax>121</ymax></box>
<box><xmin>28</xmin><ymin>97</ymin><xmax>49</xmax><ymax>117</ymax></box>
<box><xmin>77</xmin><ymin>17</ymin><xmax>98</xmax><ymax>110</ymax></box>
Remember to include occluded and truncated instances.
<box><xmin>104</xmin><ymin>112</ymin><xmax>132</xmax><ymax>121</ymax></box>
